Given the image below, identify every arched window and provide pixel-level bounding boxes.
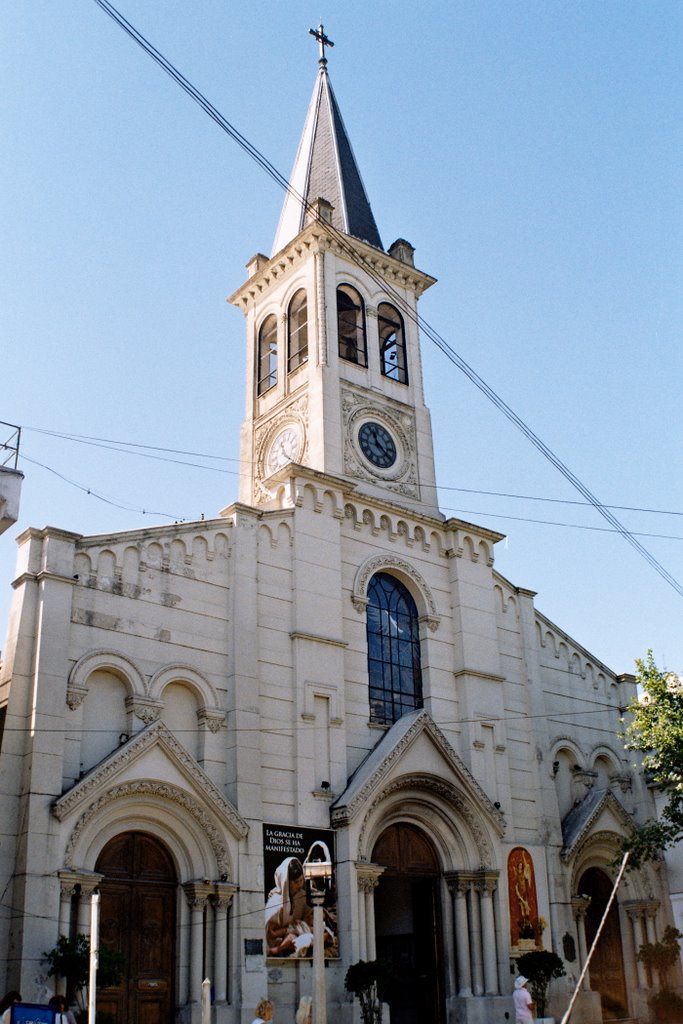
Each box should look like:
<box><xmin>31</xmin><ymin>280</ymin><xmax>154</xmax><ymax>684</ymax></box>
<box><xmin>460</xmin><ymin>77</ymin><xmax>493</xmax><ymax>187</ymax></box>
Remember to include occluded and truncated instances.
<box><xmin>257</xmin><ymin>314</ymin><xmax>278</xmax><ymax>395</ymax></box>
<box><xmin>378</xmin><ymin>302</ymin><xmax>408</xmax><ymax>384</ymax></box>
<box><xmin>337</xmin><ymin>284</ymin><xmax>367</xmax><ymax>366</ymax></box>
<box><xmin>287</xmin><ymin>289</ymin><xmax>308</xmax><ymax>373</ymax></box>
<box><xmin>366</xmin><ymin>572</ymin><xmax>423</xmax><ymax>724</ymax></box>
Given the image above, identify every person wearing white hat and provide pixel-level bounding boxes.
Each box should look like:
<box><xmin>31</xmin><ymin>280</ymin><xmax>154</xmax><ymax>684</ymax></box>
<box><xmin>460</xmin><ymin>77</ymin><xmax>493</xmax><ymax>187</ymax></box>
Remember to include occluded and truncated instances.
<box><xmin>513</xmin><ymin>975</ymin><xmax>535</xmax><ymax>1023</ymax></box>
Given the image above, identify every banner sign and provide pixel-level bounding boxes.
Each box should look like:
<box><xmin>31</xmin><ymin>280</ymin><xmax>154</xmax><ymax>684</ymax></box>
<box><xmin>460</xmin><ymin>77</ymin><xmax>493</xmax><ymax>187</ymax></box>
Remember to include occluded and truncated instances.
<box><xmin>10</xmin><ymin>1006</ymin><xmax>56</xmax><ymax>1024</ymax></box>
<box><xmin>263</xmin><ymin>823</ymin><xmax>338</xmax><ymax>959</ymax></box>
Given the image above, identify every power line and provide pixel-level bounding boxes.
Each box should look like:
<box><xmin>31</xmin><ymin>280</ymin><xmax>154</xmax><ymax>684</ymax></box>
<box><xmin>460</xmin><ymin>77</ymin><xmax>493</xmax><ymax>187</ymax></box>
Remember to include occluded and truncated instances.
<box><xmin>88</xmin><ymin>0</ymin><xmax>683</xmax><ymax>598</ymax></box>
<box><xmin>24</xmin><ymin>425</ymin><xmax>683</xmax><ymax>518</ymax></box>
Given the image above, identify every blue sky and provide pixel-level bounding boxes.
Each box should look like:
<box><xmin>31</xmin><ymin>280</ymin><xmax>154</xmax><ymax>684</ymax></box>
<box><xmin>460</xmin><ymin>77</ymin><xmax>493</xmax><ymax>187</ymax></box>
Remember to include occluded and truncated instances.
<box><xmin>1</xmin><ymin>1</ymin><xmax>681</xmax><ymax>674</ymax></box>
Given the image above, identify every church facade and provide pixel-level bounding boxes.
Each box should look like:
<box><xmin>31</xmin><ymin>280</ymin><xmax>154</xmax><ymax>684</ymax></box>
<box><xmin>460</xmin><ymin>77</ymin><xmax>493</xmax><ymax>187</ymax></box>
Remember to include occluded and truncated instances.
<box><xmin>0</xmin><ymin>51</ymin><xmax>677</xmax><ymax>1024</ymax></box>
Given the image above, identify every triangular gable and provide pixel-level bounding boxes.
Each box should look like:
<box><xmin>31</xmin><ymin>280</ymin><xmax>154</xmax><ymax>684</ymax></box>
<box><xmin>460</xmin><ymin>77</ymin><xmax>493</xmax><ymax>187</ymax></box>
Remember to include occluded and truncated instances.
<box><xmin>53</xmin><ymin>720</ymin><xmax>248</xmax><ymax>840</ymax></box>
<box><xmin>331</xmin><ymin>709</ymin><xmax>504</xmax><ymax>834</ymax></box>
<box><xmin>561</xmin><ymin>787</ymin><xmax>635</xmax><ymax>861</ymax></box>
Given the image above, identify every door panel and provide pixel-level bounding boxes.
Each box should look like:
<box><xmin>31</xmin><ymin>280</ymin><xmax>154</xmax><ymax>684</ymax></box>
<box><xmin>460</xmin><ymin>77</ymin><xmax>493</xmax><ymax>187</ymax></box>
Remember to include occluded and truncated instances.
<box><xmin>96</xmin><ymin>832</ymin><xmax>176</xmax><ymax>1024</ymax></box>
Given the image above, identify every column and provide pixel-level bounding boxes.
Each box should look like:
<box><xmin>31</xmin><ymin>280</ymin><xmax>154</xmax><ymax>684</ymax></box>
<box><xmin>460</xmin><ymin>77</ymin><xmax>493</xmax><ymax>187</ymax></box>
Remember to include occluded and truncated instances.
<box><xmin>631</xmin><ymin>911</ymin><xmax>648</xmax><ymax>989</ymax></box>
<box><xmin>571</xmin><ymin>896</ymin><xmax>591</xmax><ymax>991</ymax></box>
<box><xmin>57</xmin><ymin>873</ymin><xmax>76</xmax><ymax>938</ymax></box>
<box><xmin>355</xmin><ymin>863</ymin><xmax>385</xmax><ymax>961</ymax></box>
<box><xmin>184</xmin><ymin>883</ymin><xmax>212</xmax><ymax>1008</ymax></box>
<box><xmin>470</xmin><ymin>883</ymin><xmax>484</xmax><ymax>996</ymax></box>
<box><xmin>477</xmin><ymin>872</ymin><xmax>499</xmax><ymax>995</ymax></box>
<box><xmin>75</xmin><ymin>874</ymin><xmax>103</xmax><ymax>937</ymax></box>
<box><xmin>440</xmin><ymin>877</ymin><xmax>457</xmax><ymax>1000</ymax></box>
<box><xmin>448</xmin><ymin>875</ymin><xmax>472</xmax><ymax>997</ymax></box>
<box><xmin>213</xmin><ymin>884</ymin><xmax>237</xmax><ymax>1005</ymax></box>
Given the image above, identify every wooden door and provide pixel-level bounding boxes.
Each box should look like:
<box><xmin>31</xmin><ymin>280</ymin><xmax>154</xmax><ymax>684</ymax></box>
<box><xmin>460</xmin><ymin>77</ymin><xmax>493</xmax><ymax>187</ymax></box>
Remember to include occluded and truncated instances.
<box><xmin>373</xmin><ymin>824</ymin><xmax>444</xmax><ymax>1024</ymax></box>
<box><xmin>580</xmin><ymin>868</ymin><xmax>628</xmax><ymax>1021</ymax></box>
<box><xmin>96</xmin><ymin>832</ymin><xmax>177</xmax><ymax>1024</ymax></box>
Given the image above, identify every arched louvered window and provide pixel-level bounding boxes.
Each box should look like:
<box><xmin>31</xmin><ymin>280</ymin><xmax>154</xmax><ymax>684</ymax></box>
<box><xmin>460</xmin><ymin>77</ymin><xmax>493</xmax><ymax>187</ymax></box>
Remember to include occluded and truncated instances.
<box><xmin>257</xmin><ymin>314</ymin><xmax>278</xmax><ymax>395</ymax></box>
<box><xmin>287</xmin><ymin>289</ymin><xmax>308</xmax><ymax>372</ymax></box>
<box><xmin>378</xmin><ymin>302</ymin><xmax>408</xmax><ymax>384</ymax></box>
<box><xmin>366</xmin><ymin>572</ymin><xmax>423</xmax><ymax>724</ymax></box>
<box><xmin>337</xmin><ymin>285</ymin><xmax>367</xmax><ymax>366</ymax></box>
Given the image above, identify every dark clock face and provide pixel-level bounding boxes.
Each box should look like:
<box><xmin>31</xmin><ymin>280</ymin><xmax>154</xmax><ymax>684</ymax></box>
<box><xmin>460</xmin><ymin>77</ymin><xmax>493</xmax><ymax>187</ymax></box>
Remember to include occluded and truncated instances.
<box><xmin>358</xmin><ymin>421</ymin><xmax>397</xmax><ymax>469</ymax></box>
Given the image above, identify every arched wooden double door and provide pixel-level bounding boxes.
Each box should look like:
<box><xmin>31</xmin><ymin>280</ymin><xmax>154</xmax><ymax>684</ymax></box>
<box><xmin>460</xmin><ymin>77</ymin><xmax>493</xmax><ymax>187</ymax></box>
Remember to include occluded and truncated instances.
<box><xmin>95</xmin><ymin>832</ymin><xmax>177</xmax><ymax>1024</ymax></box>
<box><xmin>373</xmin><ymin>824</ymin><xmax>444</xmax><ymax>1024</ymax></box>
<box><xmin>580</xmin><ymin>867</ymin><xmax>628</xmax><ymax>1021</ymax></box>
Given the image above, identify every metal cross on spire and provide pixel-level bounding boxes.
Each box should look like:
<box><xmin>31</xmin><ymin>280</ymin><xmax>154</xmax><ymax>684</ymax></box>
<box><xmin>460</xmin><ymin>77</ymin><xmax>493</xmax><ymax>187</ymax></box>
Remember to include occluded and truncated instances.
<box><xmin>309</xmin><ymin>23</ymin><xmax>334</xmax><ymax>67</ymax></box>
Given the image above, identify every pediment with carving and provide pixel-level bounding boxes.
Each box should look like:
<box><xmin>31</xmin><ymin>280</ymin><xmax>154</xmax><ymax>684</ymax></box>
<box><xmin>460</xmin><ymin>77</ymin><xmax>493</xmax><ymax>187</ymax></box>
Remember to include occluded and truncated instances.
<box><xmin>53</xmin><ymin>720</ymin><xmax>248</xmax><ymax>841</ymax></box>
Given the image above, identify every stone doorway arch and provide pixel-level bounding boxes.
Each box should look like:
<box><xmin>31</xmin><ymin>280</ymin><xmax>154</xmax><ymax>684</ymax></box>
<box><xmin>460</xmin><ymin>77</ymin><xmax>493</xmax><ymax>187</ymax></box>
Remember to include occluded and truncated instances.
<box><xmin>372</xmin><ymin>823</ymin><xmax>444</xmax><ymax>1024</ymax></box>
<box><xmin>579</xmin><ymin>866</ymin><xmax>628</xmax><ymax>1021</ymax></box>
<box><xmin>95</xmin><ymin>831</ymin><xmax>177</xmax><ymax>1024</ymax></box>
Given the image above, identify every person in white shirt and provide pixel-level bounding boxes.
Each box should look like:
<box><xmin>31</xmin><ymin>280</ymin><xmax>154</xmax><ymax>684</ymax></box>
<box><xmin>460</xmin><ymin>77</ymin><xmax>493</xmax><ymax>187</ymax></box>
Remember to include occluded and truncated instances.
<box><xmin>513</xmin><ymin>975</ymin><xmax>535</xmax><ymax>1023</ymax></box>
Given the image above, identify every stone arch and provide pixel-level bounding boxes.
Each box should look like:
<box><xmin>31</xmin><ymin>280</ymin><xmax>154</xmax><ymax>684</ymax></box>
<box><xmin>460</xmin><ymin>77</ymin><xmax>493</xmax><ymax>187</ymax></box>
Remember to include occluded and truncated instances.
<box><xmin>68</xmin><ymin>650</ymin><xmax>146</xmax><ymax>707</ymax></box>
<box><xmin>63</xmin><ymin>780</ymin><xmax>233</xmax><ymax>880</ymax></box>
<box><xmin>351</xmin><ymin>554</ymin><xmax>440</xmax><ymax>631</ymax></box>
<box><xmin>357</xmin><ymin>773</ymin><xmax>496</xmax><ymax>869</ymax></box>
<box><xmin>148</xmin><ymin>664</ymin><xmax>221</xmax><ymax>710</ymax></box>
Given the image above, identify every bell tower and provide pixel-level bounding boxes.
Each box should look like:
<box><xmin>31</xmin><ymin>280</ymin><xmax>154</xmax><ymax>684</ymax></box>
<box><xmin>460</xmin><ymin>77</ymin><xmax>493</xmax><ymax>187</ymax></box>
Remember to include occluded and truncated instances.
<box><xmin>229</xmin><ymin>32</ymin><xmax>441</xmax><ymax>517</ymax></box>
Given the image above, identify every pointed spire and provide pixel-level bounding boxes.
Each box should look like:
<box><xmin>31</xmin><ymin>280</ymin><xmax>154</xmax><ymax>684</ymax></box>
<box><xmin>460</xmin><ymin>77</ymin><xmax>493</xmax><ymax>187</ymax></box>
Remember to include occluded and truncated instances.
<box><xmin>272</xmin><ymin>41</ymin><xmax>383</xmax><ymax>255</ymax></box>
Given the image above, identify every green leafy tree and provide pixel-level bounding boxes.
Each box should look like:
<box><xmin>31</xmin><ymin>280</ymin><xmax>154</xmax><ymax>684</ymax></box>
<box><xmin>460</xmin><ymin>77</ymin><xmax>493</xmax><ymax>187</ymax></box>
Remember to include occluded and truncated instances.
<box><xmin>516</xmin><ymin>950</ymin><xmax>566</xmax><ymax>1018</ymax></box>
<box><xmin>44</xmin><ymin>934</ymin><xmax>125</xmax><ymax>1009</ymax></box>
<box><xmin>622</xmin><ymin>651</ymin><xmax>683</xmax><ymax>866</ymax></box>
<box><xmin>344</xmin><ymin>960</ymin><xmax>394</xmax><ymax>1024</ymax></box>
<box><xmin>637</xmin><ymin>926</ymin><xmax>683</xmax><ymax>1023</ymax></box>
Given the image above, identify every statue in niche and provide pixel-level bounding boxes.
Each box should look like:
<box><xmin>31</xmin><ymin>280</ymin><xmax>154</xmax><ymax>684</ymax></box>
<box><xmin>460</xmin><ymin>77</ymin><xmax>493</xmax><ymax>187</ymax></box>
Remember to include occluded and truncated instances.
<box><xmin>508</xmin><ymin>847</ymin><xmax>542</xmax><ymax>948</ymax></box>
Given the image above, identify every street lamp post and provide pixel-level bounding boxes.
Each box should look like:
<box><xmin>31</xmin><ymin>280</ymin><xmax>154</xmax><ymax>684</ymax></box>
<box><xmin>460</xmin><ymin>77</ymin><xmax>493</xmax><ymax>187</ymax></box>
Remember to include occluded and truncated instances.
<box><xmin>302</xmin><ymin>843</ymin><xmax>333</xmax><ymax>1024</ymax></box>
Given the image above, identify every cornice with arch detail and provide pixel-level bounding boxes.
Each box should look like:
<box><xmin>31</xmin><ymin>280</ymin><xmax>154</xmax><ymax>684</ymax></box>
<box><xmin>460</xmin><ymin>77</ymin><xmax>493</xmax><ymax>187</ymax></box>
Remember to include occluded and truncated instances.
<box><xmin>62</xmin><ymin>780</ymin><xmax>233</xmax><ymax>875</ymax></box>
<box><xmin>52</xmin><ymin>720</ymin><xmax>248</xmax><ymax>840</ymax></box>
<box><xmin>67</xmin><ymin>650</ymin><xmax>146</xmax><ymax>709</ymax></box>
<box><xmin>351</xmin><ymin>554</ymin><xmax>440</xmax><ymax>631</ymax></box>
<box><xmin>351</xmin><ymin>773</ymin><xmax>496</xmax><ymax>869</ymax></box>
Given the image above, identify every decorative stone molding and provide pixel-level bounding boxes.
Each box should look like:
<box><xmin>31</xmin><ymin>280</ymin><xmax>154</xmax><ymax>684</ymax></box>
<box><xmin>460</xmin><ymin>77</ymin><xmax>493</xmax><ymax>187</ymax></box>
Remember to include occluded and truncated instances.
<box><xmin>332</xmin><ymin>711</ymin><xmax>503</xmax><ymax>843</ymax></box>
<box><xmin>351</xmin><ymin>554</ymin><xmax>440</xmax><ymax>630</ymax></box>
<box><xmin>444</xmin><ymin>870</ymin><xmax>477</xmax><ymax>896</ymax></box>
<box><xmin>63</xmin><ymin>780</ymin><xmax>234</xmax><ymax>875</ymax></box>
<box><xmin>212</xmin><ymin>881</ymin><xmax>239</xmax><ymax>911</ymax></box>
<box><xmin>58</xmin><ymin>869</ymin><xmax>103</xmax><ymax>898</ymax></box>
<box><xmin>125</xmin><ymin>695</ymin><xmax>163</xmax><ymax>724</ymax></box>
<box><xmin>197</xmin><ymin>708</ymin><xmax>226</xmax><ymax>733</ymax></box>
<box><xmin>53</xmin><ymin>720</ymin><xmax>249</xmax><ymax>842</ymax></box>
<box><xmin>66</xmin><ymin>685</ymin><xmax>89</xmax><ymax>711</ymax></box>
<box><xmin>355</xmin><ymin>862</ymin><xmax>385</xmax><ymax>893</ymax></box>
<box><xmin>68</xmin><ymin>649</ymin><xmax>146</xmax><ymax>700</ymax></box>
<box><xmin>253</xmin><ymin>396</ymin><xmax>309</xmax><ymax>505</ymax></box>
<box><xmin>148</xmin><ymin>663</ymin><xmax>221</xmax><ymax>708</ymax></box>
<box><xmin>571</xmin><ymin>895</ymin><xmax>591</xmax><ymax>918</ymax></box>
<box><xmin>183</xmin><ymin>881</ymin><xmax>215</xmax><ymax>909</ymax></box>
<box><xmin>341</xmin><ymin>385</ymin><xmax>419</xmax><ymax>496</ymax></box>
<box><xmin>352</xmin><ymin>773</ymin><xmax>497</xmax><ymax>868</ymax></box>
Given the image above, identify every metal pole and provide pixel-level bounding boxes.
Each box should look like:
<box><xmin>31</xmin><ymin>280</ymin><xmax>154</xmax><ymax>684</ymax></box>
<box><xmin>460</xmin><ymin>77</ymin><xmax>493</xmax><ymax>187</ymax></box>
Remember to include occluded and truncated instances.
<box><xmin>560</xmin><ymin>851</ymin><xmax>630</xmax><ymax>1024</ymax></box>
<box><xmin>311</xmin><ymin>892</ymin><xmax>327</xmax><ymax>1024</ymax></box>
<box><xmin>88</xmin><ymin>892</ymin><xmax>100</xmax><ymax>1024</ymax></box>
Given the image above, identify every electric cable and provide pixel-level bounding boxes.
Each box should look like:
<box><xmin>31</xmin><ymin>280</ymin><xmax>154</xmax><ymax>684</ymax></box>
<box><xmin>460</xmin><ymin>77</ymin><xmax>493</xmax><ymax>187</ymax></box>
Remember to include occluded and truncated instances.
<box><xmin>88</xmin><ymin>0</ymin><xmax>683</xmax><ymax>597</ymax></box>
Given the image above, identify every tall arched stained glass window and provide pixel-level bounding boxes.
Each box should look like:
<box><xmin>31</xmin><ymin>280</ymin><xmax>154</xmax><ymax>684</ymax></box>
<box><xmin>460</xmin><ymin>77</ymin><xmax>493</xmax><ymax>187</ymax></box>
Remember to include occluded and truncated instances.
<box><xmin>366</xmin><ymin>572</ymin><xmax>423</xmax><ymax>724</ymax></box>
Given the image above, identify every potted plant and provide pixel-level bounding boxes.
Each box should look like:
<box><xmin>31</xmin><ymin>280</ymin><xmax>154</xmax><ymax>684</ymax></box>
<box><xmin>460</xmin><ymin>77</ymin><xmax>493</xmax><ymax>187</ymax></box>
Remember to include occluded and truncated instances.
<box><xmin>516</xmin><ymin>949</ymin><xmax>566</xmax><ymax>1021</ymax></box>
<box><xmin>637</xmin><ymin>925</ymin><xmax>683</xmax><ymax>1024</ymax></box>
<box><xmin>344</xmin><ymin>960</ymin><xmax>393</xmax><ymax>1024</ymax></box>
<box><xmin>43</xmin><ymin>934</ymin><xmax>124</xmax><ymax>1023</ymax></box>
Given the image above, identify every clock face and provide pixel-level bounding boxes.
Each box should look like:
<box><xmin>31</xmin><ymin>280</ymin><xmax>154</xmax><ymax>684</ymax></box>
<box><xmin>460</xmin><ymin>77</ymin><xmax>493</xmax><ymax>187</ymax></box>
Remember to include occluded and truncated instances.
<box><xmin>358</xmin><ymin>421</ymin><xmax>397</xmax><ymax>469</ymax></box>
<box><xmin>267</xmin><ymin>425</ymin><xmax>301</xmax><ymax>473</ymax></box>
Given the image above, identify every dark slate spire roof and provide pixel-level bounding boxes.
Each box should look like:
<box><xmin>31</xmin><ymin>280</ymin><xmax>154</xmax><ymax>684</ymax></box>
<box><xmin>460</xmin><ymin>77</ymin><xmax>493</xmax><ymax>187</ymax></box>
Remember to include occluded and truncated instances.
<box><xmin>272</xmin><ymin>67</ymin><xmax>383</xmax><ymax>254</ymax></box>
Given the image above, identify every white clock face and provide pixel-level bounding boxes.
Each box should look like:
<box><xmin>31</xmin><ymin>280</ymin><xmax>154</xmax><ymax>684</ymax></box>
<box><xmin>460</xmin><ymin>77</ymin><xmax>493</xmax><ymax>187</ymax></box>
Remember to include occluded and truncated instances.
<box><xmin>267</xmin><ymin>425</ymin><xmax>301</xmax><ymax>473</ymax></box>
